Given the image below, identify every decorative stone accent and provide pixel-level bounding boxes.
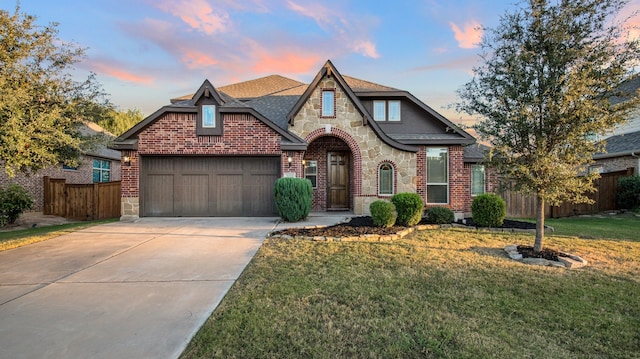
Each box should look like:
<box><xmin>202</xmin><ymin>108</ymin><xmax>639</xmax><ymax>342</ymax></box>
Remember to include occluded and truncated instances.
<box><xmin>120</xmin><ymin>197</ymin><xmax>139</xmax><ymax>220</ymax></box>
<box><xmin>504</xmin><ymin>245</ymin><xmax>587</xmax><ymax>269</ymax></box>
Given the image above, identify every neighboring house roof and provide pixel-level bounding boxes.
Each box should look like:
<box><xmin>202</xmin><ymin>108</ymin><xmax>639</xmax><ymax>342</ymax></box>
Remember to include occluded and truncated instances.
<box><xmin>463</xmin><ymin>143</ymin><xmax>490</xmax><ymax>163</ymax></box>
<box><xmin>80</xmin><ymin>121</ymin><xmax>121</xmax><ymax>160</ymax></box>
<box><xmin>114</xmin><ymin>60</ymin><xmax>477</xmax><ymax>153</ymax></box>
<box><xmin>594</xmin><ymin>129</ymin><xmax>640</xmax><ymax>159</ymax></box>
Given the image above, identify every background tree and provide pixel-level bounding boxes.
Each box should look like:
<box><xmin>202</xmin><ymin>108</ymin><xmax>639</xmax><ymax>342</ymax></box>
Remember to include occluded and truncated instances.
<box><xmin>96</xmin><ymin>108</ymin><xmax>145</xmax><ymax>136</ymax></box>
<box><xmin>0</xmin><ymin>5</ymin><xmax>113</xmax><ymax>177</ymax></box>
<box><xmin>456</xmin><ymin>0</ymin><xmax>640</xmax><ymax>252</ymax></box>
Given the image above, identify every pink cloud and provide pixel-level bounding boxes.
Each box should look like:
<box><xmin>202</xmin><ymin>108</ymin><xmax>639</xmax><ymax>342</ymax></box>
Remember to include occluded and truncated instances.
<box><xmin>83</xmin><ymin>59</ymin><xmax>154</xmax><ymax>85</ymax></box>
<box><xmin>154</xmin><ymin>0</ymin><xmax>229</xmax><ymax>34</ymax></box>
<box><xmin>252</xmin><ymin>51</ymin><xmax>320</xmax><ymax>74</ymax></box>
<box><xmin>449</xmin><ymin>20</ymin><xmax>482</xmax><ymax>49</ymax></box>
<box><xmin>286</xmin><ymin>0</ymin><xmax>380</xmax><ymax>59</ymax></box>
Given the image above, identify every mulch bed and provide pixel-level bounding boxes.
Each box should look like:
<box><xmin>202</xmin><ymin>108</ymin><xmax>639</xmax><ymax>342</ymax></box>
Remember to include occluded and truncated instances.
<box><xmin>457</xmin><ymin>218</ymin><xmax>538</xmax><ymax>230</ymax></box>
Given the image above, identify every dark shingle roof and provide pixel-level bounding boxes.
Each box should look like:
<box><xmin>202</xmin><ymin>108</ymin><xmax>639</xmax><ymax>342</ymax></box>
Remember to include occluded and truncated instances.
<box><xmin>463</xmin><ymin>143</ymin><xmax>490</xmax><ymax>163</ymax></box>
<box><xmin>245</xmin><ymin>95</ymin><xmax>301</xmax><ymax>130</ymax></box>
<box><xmin>595</xmin><ymin>130</ymin><xmax>640</xmax><ymax>157</ymax></box>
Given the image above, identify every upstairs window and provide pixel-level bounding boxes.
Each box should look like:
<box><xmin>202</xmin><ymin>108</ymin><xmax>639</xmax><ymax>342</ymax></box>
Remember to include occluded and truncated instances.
<box><xmin>373</xmin><ymin>101</ymin><xmax>386</xmax><ymax>121</ymax></box>
<box><xmin>471</xmin><ymin>165</ymin><xmax>485</xmax><ymax>196</ymax></box>
<box><xmin>388</xmin><ymin>101</ymin><xmax>401</xmax><ymax>121</ymax></box>
<box><xmin>202</xmin><ymin>104</ymin><xmax>216</xmax><ymax>128</ymax></box>
<box><xmin>321</xmin><ymin>90</ymin><xmax>335</xmax><ymax>117</ymax></box>
<box><xmin>93</xmin><ymin>159</ymin><xmax>111</xmax><ymax>183</ymax></box>
<box><xmin>373</xmin><ymin>100</ymin><xmax>401</xmax><ymax>121</ymax></box>
<box><xmin>378</xmin><ymin>162</ymin><xmax>394</xmax><ymax>195</ymax></box>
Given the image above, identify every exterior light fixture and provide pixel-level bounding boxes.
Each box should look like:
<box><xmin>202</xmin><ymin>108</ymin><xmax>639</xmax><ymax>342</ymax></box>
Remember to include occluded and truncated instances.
<box><xmin>123</xmin><ymin>156</ymin><xmax>131</xmax><ymax>166</ymax></box>
<box><xmin>287</xmin><ymin>155</ymin><xmax>293</xmax><ymax>167</ymax></box>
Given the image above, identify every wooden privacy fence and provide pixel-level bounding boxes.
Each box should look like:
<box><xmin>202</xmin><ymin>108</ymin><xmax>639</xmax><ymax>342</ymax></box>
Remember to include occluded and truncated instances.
<box><xmin>43</xmin><ymin>176</ymin><xmax>121</xmax><ymax>220</ymax></box>
<box><xmin>501</xmin><ymin>168</ymin><xmax>634</xmax><ymax>218</ymax></box>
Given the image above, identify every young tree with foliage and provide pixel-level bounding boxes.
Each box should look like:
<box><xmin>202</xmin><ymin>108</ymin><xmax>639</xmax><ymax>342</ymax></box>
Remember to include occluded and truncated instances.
<box><xmin>0</xmin><ymin>5</ymin><xmax>113</xmax><ymax>177</ymax></box>
<box><xmin>456</xmin><ymin>0</ymin><xmax>640</xmax><ymax>252</ymax></box>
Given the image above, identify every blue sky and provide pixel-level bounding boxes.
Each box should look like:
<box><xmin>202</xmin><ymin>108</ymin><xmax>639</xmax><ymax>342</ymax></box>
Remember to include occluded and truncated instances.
<box><xmin>3</xmin><ymin>0</ymin><xmax>639</xmax><ymax>125</ymax></box>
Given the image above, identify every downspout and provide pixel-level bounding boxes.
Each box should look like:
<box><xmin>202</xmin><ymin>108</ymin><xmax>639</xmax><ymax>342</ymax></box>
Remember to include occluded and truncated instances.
<box><xmin>632</xmin><ymin>152</ymin><xmax>640</xmax><ymax>175</ymax></box>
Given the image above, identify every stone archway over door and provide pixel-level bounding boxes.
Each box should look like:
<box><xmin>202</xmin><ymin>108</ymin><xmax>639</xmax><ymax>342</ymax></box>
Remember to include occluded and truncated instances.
<box><xmin>327</xmin><ymin>151</ymin><xmax>349</xmax><ymax>209</ymax></box>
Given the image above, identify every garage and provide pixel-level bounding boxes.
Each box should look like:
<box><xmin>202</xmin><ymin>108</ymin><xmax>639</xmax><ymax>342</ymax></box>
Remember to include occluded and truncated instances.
<box><xmin>140</xmin><ymin>156</ymin><xmax>280</xmax><ymax>217</ymax></box>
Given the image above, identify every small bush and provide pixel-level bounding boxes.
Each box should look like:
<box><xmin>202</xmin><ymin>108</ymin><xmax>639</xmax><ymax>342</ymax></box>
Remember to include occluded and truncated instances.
<box><xmin>617</xmin><ymin>176</ymin><xmax>640</xmax><ymax>210</ymax></box>
<box><xmin>370</xmin><ymin>200</ymin><xmax>397</xmax><ymax>228</ymax></box>
<box><xmin>426</xmin><ymin>206</ymin><xmax>455</xmax><ymax>224</ymax></box>
<box><xmin>391</xmin><ymin>192</ymin><xmax>424</xmax><ymax>226</ymax></box>
<box><xmin>471</xmin><ymin>193</ymin><xmax>506</xmax><ymax>227</ymax></box>
<box><xmin>274</xmin><ymin>177</ymin><xmax>312</xmax><ymax>222</ymax></box>
<box><xmin>0</xmin><ymin>184</ymin><xmax>34</xmax><ymax>225</ymax></box>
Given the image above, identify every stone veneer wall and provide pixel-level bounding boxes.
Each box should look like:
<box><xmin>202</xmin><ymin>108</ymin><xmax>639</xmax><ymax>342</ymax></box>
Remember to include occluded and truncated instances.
<box><xmin>120</xmin><ymin>112</ymin><xmax>282</xmax><ymax>218</ymax></box>
<box><xmin>593</xmin><ymin>156</ymin><xmax>638</xmax><ymax>175</ymax></box>
<box><xmin>289</xmin><ymin>76</ymin><xmax>419</xmax><ymax>215</ymax></box>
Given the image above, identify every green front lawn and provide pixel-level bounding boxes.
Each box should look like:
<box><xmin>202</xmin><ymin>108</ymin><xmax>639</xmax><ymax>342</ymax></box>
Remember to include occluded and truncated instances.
<box><xmin>0</xmin><ymin>219</ymin><xmax>119</xmax><ymax>251</ymax></box>
<box><xmin>545</xmin><ymin>215</ymin><xmax>640</xmax><ymax>240</ymax></box>
<box><xmin>181</xmin><ymin>224</ymin><xmax>640</xmax><ymax>358</ymax></box>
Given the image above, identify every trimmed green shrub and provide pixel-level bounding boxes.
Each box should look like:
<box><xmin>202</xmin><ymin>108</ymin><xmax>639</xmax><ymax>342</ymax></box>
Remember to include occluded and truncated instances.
<box><xmin>274</xmin><ymin>177</ymin><xmax>312</xmax><ymax>222</ymax></box>
<box><xmin>0</xmin><ymin>184</ymin><xmax>34</xmax><ymax>225</ymax></box>
<box><xmin>391</xmin><ymin>192</ymin><xmax>424</xmax><ymax>226</ymax></box>
<box><xmin>370</xmin><ymin>200</ymin><xmax>397</xmax><ymax>228</ymax></box>
<box><xmin>617</xmin><ymin>176</ymin><xmax>640</xmax><ymax>210</ymax></box>
<box><xmin>471</xmin><ymin>193</ymin><xmax>506</xmax><ymax>227</ymax></box>
<box><xmin>426</xmin><ymin>206</ymin><xmax>455</xmax><ymax>224</ymax></box>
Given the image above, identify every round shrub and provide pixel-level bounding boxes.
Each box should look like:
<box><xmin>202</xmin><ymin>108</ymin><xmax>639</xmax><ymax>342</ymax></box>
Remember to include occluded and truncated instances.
<box><xmin>391</xmin><ymin>192</ymin><xmax>424</xmax><ymax>226</ymax></box>
<box><xmin>274</xmin><ymin>178</ymin><xmax>312</xmax><ymax>222</ymax></box>
<box><xmin>617</xmin><ymin>176</ymin><xmax>640</xmax><ymax>210</ymax></box>
<box><xmin>426</xmin><ymin>206</ymin><xmax>455</xmax><ymax>224</ymax></box>
<box><xmin>0</xmin><ymin>184</ymin><xmax>33</xmax><ymax>225</ymax></box>
<box><xmin>369</xmin><ymin>200</ymin><xmax>397</xmax><ymax>228</ymax></box>
<box><xmin>471</xmin><ymin>193</ymin><xmax>506</xmax><ymax>227</ymax></box>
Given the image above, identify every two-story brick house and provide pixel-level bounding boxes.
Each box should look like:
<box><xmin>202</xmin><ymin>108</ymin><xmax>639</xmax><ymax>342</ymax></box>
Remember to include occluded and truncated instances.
<box><xmin>112</xmin><ymin>60</ymin><xmax>492</xmax><ymax>219</ymax></box>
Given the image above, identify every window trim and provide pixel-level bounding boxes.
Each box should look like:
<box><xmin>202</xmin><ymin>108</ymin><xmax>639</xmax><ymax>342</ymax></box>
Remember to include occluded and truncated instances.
<box><xmin>471</xmin><ymin>164</ymin><xmax>485</xmax><ymax>196</ymax></box>
<box><xmin>197</xmin><ymin>101</ymin><xmax>222</xmax><ymax>135</ymax></box>
<box><xmin>378</xmin><ymin>162</ymin><xmax>395</xmax><ymax>196</ymax></box>
<box><xmin>304</xmin><ymin>160</ymin><xmax>318</xmax><ymax>188</ymax></box>
<box><xmin>202</xmin><ymin>104</ymin><xmax>216</xmax><ymax>128</ymax></box>
<box><xmin>426</xmin><ymin>147</ymin><xmax>449</xmax><ymax>204</ymax></box>
<box><xmin>321</xmin><ymin>89</ymin><xmax>336</xmax><ymax>117</ymax></box>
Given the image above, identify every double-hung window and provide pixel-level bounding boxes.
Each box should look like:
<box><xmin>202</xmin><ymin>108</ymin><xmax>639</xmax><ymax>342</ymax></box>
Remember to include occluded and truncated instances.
<box><xmin>373</xmin><ymin>100</ymin><xmax>401</xmax><ymax>121</ymax></box>
<box><xmin>321</xmin><ymin>90</ymin><xmax>335</xmax><ymax>117</ymax></box>
<box><xmin>93</xmin><ymin>159</ymin><xmax>111</xmax><ymax>183</ymax></box>
<box><xmin>471</xmin><ymin>165</ymin><xmax>485</xmax><ymax>196</ymax></box>
<box><xmin>426</xmin><ymin>148</ymin><xmax>448</xmax><ymax>204</ymax></box>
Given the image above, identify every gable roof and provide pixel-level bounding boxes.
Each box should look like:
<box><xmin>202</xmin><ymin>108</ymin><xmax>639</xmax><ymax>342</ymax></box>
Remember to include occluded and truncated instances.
<box><xmin>286</xmin><ymin>60</ymin><xmax>419</xmax><ymax>152</ymax></box>
<box><xmin>594</xmin><ymin>129</ymin><xmax>640</xmax><ymax>159</ymax></box>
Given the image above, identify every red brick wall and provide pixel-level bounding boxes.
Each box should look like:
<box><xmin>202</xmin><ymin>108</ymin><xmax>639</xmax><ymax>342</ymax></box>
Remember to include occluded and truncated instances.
<box><xmin>122</xmin><ymin>112</ymin><xmax>283</xmax><ymax>198</ymax></box>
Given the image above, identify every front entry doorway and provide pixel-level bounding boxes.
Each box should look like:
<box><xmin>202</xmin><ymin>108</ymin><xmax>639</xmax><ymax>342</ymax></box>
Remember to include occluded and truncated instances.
<box><xmin>327</xmin><ymin>151</ymin><xmax>349</xmax><ymax>210</ymax></box>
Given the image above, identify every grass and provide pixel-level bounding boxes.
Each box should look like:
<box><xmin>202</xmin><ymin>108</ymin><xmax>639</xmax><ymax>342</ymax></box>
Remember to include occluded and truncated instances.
<box><xmin>544</xmin><ymin>215</ymin><xmax>640</xmax><ymax>240</ymax></box>
<box><xmin>181</xmin><ymin>221</ymin><xmax>640</xmax><ymax>358</ymax></box>
<box><xmin>0</xmin><ymin>218</ymin><xmax>118</xmax><ymax>251</ymax></box>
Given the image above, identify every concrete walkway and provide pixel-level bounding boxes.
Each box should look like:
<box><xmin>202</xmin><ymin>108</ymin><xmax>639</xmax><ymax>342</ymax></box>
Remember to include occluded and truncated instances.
<box><xmin>0</xmin><ymin>214</ymin><xmax>348</xmax><ymax>359</ymax></box>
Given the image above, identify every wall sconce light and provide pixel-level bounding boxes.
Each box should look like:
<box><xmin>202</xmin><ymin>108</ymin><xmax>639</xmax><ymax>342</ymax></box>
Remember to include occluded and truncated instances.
<box><xmin>302</xmin><ymin>159</ymin><xmax>306</xmax><ymax>167</ymax></box>
<box><xmin>287</xmin><ymin>155</ymin><xmax>293</xmax><ymax>168</ymax></box>
<box><xmin>123</xmin><ymin>156</ymin><xmax>131</xmax><ymax>166</ymax></box>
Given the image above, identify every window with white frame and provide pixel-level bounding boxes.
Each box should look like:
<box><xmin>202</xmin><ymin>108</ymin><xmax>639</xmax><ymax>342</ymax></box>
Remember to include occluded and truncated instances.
<box><xmin>321</xmin><ymin>90</ymin><xmax>335</xmax><ymax>117</ymax></box>
<box><xmin>388</xmin><ymin>101</ymin><xmax>401</xmax><ymax>121</ymax></box>
<box><xmin>304</xmin><ymin>160</ymin><xmax>318</xmax><ymax>188</ymax></box>
<box><xmin>373</xmin><ymin>101</ymin><xmax>386</xmax><ymax>121</ymax></box>
<box><xmin>426</xmin><ymin>148</ymin><xmax>448</xmax><ymax>204</ymax></box>
<box><xmin>471</xmin><ymin>165</ymin><xmax>485</xmax><ymax>196</ymax></box>
<box><xmin>92</xmin><ymin>159</ymin><xmax>111</xmax><ymax>183</ymax></box>
<box><xmin>202</xmin><ymin>104</ymin><xmax>216</xmax><ymax>128</ymax></box>
<box><xmin>378</xmin><ymin>162</ymin><xmax>394</xmax><ymax>195</ymax></box>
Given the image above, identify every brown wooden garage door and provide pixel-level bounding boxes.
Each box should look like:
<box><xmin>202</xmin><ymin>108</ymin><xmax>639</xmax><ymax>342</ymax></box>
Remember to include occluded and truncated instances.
<box><xmin>140</xmin><ymin>156</ymin><xmax>280</xmax><ymax>217</ymax></box>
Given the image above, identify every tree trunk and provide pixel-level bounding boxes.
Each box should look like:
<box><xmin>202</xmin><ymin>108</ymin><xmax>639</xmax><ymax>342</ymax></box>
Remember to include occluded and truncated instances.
<box><xmin>534</xmin><ymin>195</ymin><xmax>544</xmax><ymax>253</ymax></box>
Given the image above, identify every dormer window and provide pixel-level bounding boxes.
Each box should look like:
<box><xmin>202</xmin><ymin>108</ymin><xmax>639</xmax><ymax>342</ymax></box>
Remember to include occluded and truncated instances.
<box><xmin>202</xmin><ymin>105</ymin><xmax>216</xmax><ymax>128</ymax></box>
<box><xmin>373</xmin><ymin>100</ymin><xmax>401</xmax><ymax>122</ymax></box>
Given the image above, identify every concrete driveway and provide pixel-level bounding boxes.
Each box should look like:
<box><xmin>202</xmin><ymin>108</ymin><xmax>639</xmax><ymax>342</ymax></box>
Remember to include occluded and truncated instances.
<box><xmin>0</xmin><ymin>217</ymin><xmax>280</xmax><ymax>359</ymax></box>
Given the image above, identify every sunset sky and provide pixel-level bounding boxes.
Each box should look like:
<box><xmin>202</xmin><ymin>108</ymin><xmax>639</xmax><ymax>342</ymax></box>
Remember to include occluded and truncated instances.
<box><xmin>3</xmin><ymin>0</ymin><xmax>639</xmax><ymax>125</ymax></box>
